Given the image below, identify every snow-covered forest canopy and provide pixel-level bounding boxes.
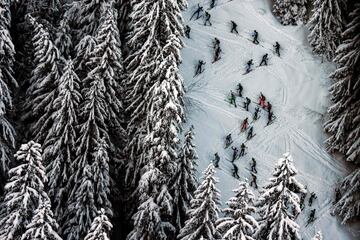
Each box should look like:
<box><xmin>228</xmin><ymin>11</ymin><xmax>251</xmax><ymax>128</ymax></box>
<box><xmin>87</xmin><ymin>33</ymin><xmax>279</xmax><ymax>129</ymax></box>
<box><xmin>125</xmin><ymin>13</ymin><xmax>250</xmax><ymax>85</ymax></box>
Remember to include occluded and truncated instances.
<box><xmin>0</xmin><ymin>0</ymin><xmax>359</xmax><ymax>239</ymax></box>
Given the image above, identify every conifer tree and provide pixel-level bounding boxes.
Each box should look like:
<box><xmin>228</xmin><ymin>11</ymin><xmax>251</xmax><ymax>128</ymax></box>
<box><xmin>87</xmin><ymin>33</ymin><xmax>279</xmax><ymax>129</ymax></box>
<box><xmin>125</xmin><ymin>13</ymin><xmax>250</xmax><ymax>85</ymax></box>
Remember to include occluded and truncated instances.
<box><xmin>44</xmin><ymin>60</ymin><xmax>81</xmax><ymax>220</ymax></box>
<box><xmin>0</xmin><ymin>141</ymin><xmax>47</xmax><ymax>240</ymax></box>
<box><xmin>273</xmin><ymin>0</ymin><xmax>308</xmax><ymax>25</ymax></box>
<box><xmin>313</xmin><ymin>231</ymin><xmax>323</xmax><ymax>240</ymax></box>
<box><xmin>170</xmin><ymin>126</ymin><xmax>198</xmax><ymax>230</ymax></box>
<box><xmin>178</xmin><ymin>164</ymin><xmax>222</xmax><ymax>240</ymax></box>
<box><xmin>21</xmin><ymin>199</ymin><xmax>63</xmax><ymax>240</ymax></box>
<box><xmin>308</xmin><ymin>0</ymin><xmax>345</xmax><ymax>61</ymax></box>
<box><xmin>74</xmin><ymin>35</ymin><xmax>96</xmax><ymax>79</ymax></box>
<box><xmin>55</xmin><ymin>19</ymin><xmax>73</xmax><ymax>59</ymax></box>
<box><xmin>324</xmin><ymin>4</ymin><xmax>360</xmax><ymax>163</ymax></box>
<box><xmin>24</xmin><ymin>15</ymin><xmax>60</xmax><ymax>143</ymax></box>
<box><xmin>216</xmin><ymin>182</ymin><xmax>258</xmax><ymax>240</ymax></box>
<box><xmin>254</xmin><ymin>153</ymin><xmax>306</xmax><ymax>240</ymax></box>
<box><xmin>84</xmin><ymin>208</ymin><xmax>113</xmax><ymax>240</ymax></box>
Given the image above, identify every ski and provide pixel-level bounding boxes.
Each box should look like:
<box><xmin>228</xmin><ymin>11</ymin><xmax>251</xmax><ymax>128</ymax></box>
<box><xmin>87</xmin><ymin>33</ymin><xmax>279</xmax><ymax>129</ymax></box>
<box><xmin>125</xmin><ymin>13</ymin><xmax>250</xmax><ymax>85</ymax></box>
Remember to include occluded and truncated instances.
<box><xmin>245</xmin><ymin>134</ymin><xmax>256</xmax><ymax>142</ymax></box>
<box><xmin>242</xmin><ymin>69</ymin><xmax>253</xmax><ymax>75</ymax></box>
<box><xmin>224</xmin><ymin>141</ymin><xmax>233</xmax><ymax>149</ymax></box>
<box><xmin>305</xmin><ymin>218</ymin><xmax>317</xmax><ymax>227</ymax></box>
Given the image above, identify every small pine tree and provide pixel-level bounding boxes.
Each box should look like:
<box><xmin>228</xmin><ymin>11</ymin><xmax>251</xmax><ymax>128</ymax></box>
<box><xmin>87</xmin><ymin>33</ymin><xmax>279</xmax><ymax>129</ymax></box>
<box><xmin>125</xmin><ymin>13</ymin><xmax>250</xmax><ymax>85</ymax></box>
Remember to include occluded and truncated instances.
<box><xmin>0</xmin><ymin>141</ymin><xmax>47</xmax><ymax>240</ymax></box>
<box><xmin>21</xmin><ymin>199</ymin><xmax>62</xmax><ymax>240</ymax></box>
<box><xmin>254</xmin><ymin>153</ymin><xmax>306</xmax><ymax>240</ymax></box>
<box><xmin>273</xmin><ymin>0</ymin><xmax>308</xmax><ymax>25</ymax></box>
<box><xmin>313</xmin><ymin>231</ymin><xmax>323</xmax><ymax>240</ymax></box>
<box><xmin>170</xmin><ymin>126</ymin><xmax>198</xmax><ymax>230</ymax></box>
<box><xmin>84</xmin><ymin>208</ymin><xmax>112</xmax><ymax>240</ymax></box>
<box><xmin>178</xmin><ymin>164</ymin><xmax>222</xmax><ymax>240</ymax></box>
<box><xmin>216</xmin><ymin>182</ymin><xmax>258</xmax><ymax>240</ymax></box>
<box><xmin>308</xmin><ymin>0</ymin><xmax>345</xmax><ymax>61</ymax></box>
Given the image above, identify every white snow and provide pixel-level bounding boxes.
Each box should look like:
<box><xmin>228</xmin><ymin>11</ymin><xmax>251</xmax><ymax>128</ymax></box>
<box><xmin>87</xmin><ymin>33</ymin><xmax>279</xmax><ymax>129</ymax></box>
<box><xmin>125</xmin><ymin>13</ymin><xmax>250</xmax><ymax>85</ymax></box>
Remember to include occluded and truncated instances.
<box><xmin>180</xmin><ymin>0</ymin><xmax>358</xmax><ymax>239</ymax></box>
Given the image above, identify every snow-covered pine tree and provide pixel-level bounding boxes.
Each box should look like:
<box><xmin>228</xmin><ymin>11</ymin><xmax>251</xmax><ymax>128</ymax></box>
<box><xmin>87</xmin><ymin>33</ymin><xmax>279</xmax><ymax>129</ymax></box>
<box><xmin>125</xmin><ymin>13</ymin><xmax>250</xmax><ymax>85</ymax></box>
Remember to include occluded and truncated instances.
<box><xmin>313</xmin><ymin>231</ymin><xmax>323</xmax><ymax>240</ymax></box>
<box><xmin>21</xmin><ymin>198</ymin><xmax>62</xmax><ymax>240</ymax></box>
<box><xmin>0</xmin><ymin>141</ymin><xmax>47</xmax><ymax>239</ymax></box>
<box><xmin>324</xmin><ymin>4</ymin><xmax>360</xmax><ymax>163</ymax></box>
<box><xmin>84</xmin><ymin>208</ymin><xmax>113</xmax><ymax>240</ymax></box>
<box><xmin>55</xmin><ymin>19</ymin><xmax>73</xmax><ymax>59</ymax></box>
<box><xmin>74</xmin><ymin>35</ymin><xmax>96</xmax><ymax>79</ymax></box>
<box><xmin>308</xmin><ymin>0</ymin><xmax>345</xmax><ymax>61</ymax></box>
<box><xmin>177</xmin><ymin>164</ymin><xmax>222</xmax><ymax>240</ymax></box>
<box><xmin>216</xmin><ymin>182</ymin><xmax>258</xmax><ymax>240</ymax></box>
<box><xmin>24</xmin><ymin>15</ymin><xmax>60</xmax><ymax>144</ymax></box>
<box><xmin>273</xmin><ymin>0</ymin><xmax>308</xmax><ymax>25</ymax></box>
<box><xmin>333</xmin><ymin>168</ymin><xmax>360</xmax><ymax>223</ymax></box>
<box><xmin>43</xmin><ymin>59</ymin><xmax>81</xmax><ymax>220</ymax></box>
<box><xmin>254</xmin><ymin>153</ymin><xmax>306</xmax><ymax>240</ymax></box>
<box><xmin>170</xmin><ymin>126</ymin><xmax>198</xmax><ymax>231</ymax></box>
<box><xmin>0</xmin><ymin>1</ymin><xmax>17</xmax><ymax>191</ymax></box>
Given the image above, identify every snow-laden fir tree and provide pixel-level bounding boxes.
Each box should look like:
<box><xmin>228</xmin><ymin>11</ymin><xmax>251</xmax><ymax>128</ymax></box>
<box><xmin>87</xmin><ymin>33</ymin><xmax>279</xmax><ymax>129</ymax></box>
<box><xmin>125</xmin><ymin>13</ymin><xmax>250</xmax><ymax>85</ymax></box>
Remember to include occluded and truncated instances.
<box><xmin>273</xmin><ymin>0</ymin><xmax>308</xmax><ymax>25</ymax></box>
<box><xmin>254</xmin><ymin>153</ymin><xmax>306</xmax><ymax>240</ymax></box>
<box><xmin>55</xmin><ymin>19</ymin><xmax>73</xmax><ymax>59</ymax></box>
<box><xmin>170</xmin><ymin>126</ymin><xmax>198</xmax><ymax>230</ymax></box>
<box><xmin>24</xmin><ymin>15</ymin><xmax>60</xmax><ymax>143</ymax></box>
<box><xmin>177</xmin><ymin>164</ymin><xmax>222</xmax><ymax>240</ymax></box>
<box><xmin>74</xmin><ymin>35</ymin><xmax>96</xmax><ymax>79</ymax></box>
<box><xmin>216</xmin><ymin>182</ymin><xmax>258</xmax><ymax>240</ymax></box>
<box><xmin>333</xmin><ymin>168</ymin><xmax>360</xmax><ymax>223</ymax></box>
<box><xmin>324</xmin><ymin>4</ymin><xmax>360</xmax><ymax>164</ymax></box>
<box><xmin>43</xmin><ymin>60</ymin><xmax>81</xmax><ymax>220</ymax></box>
<box><xmin>127</xmin><ymin>163</ymin><xmax>174</xmax><ymax>240</ymax></box>
<box><xmin>0</xmin><ymin>3</ymin><xmax>17</xmax><ymax>191</ymax></box>
<box><xmin>0</xmin><ymin>141</ymin><xmax>47</xmax><ymax>239</ymax></box>
<box><xmin>313</xmin><ymin>231</ymin><xmax>323</xmax><ymax>240</ymax></box>
<box><xmin>84</xmin><ymin>208</ymin><xmax>113</xmax><ymax>240</ymax></box>
<box><xmin>21</xmin><ymin>198</ymin><xmax>62</xmax><ymax>240</ymax></box>
<box><xmin>308</xmin><ymin>0</ymin><xmax>345</xmax><ymax>61</ymax></box>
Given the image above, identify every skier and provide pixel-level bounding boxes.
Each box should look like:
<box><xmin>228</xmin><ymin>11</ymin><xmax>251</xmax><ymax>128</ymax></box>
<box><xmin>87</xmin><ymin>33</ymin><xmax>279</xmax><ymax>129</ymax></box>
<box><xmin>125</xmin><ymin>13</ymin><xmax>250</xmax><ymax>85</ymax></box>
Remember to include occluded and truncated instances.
<box><xmin>246</xmin><ymin>59</ymin><xmax>253</xmax><ymax>73</ymax></box>
<box><xmin>232</xmin><ymin>163</ymin><xmax>240</xmax><ymax>179</ymax></box>
<box><xmin>274</xmin><ymin>42</ymin><xmax>280</xmax><ymax>57</ymax></box>
<box><xmin>229</xmin><ymin>91</ymin><xmax>236</xmax><ymax>107</ymax></box>
<box><xmin>247</xmin><ymin>126</ymin><xmax>254</xmax><ymax>140</ymax></box>
<box><xmin>267</xmin><ymin>111</ymin><xmax>274</xmax><ymax>126</ymax></box>
<box><xmin>300</xmin><ymin>186</ymin><xmax>307</xmax><ymax>210</ymax></box>
<box><xmin>244</xmin><ymin>97</ymin><xmax>251</xmax><ymax>111</ymax></box>
<box><xmin>231</xmin><ymin>146</ymin><xmax>238</xmax><ymax>162</ymax></box>
<box><xmin>253</xmin><ymin>107</ymin><xmax>260</xmax><ymax>120</ymax></box>
<box><xmin>204</xmin><ymin>11</ymin><xmax>212</xmax><ymax>26</ymax></box>
<box><xmin>190</xmin><ymin>4</ymin><xmax>204</xmax><ymax>20</ymax></box>
<box><xmin>252</xmin><ymin>30</ymin><xmax>259</xmax><ymax>44</ymax></box>
<box><xmin>258</xmin><ymin>92</ymin><xmax>266</xmax><ymax>108</ymax></box>
<box><xmin>213</xmin><ymin>37</ymin><xmax>220</xmax><ymax>49</ymax></box>
<box><xmin>213</xmin><ymin>46</ymin><xmax>222</xmax><ymax>62</ymax></box>
<box><xmin>230</xmin><ymin>20</ymin><xmax>238</xmax><ymax>34</ymax></box>
<box><xmin>308</xmin><ymin>192</ymin><xmax>317</xmax><ymax>206</ymax></box>
<box><xmin>225</xmin><ymin>133</ymin><xmax>233</xmax><ymax>147</ymax></box>
<box><xmin>237</xmin><ymin>83</ymin><xmax>243</xmax><ymax>97</ymax></box>
<box><xmin>241</xmin><ymin>117</ymin><xmax>249</xmax><ymax>132</ymax></box>
<box><xmin>194</xmin><ymin>60</ymin><xmax>206</xmax><ymax>76</ymax></box>
<box><xmin>259</xmin><ymin>53</ymin><xmax>269</xmax><ymax>66</ymax></box>
<box><xmin>250</xmin><ymin>173</ymin><xmax>258</xmax><ymax>188</ymax></box>
<box><xmin>239</xmin><ymin>143</ymin><xmax>246</xmax><ymax>157</ymax></box>
<box><xmin>267</xmin><ymin>101</ymin><xmax>272</xmax><ymax>112</ymax></box>
<box><xmin>333</xmin><ymin>188</ymin><xmax>341</xmax><ymax>204</ymax></box>
<box><xmin>185</xmin><ymin>25</ymin><xmax>191</xmax><ymax>38</ymax></box>
<box><xmin>250</xmin><ymin>157</ymin><xmax>257</xmax><ymax>173</ymax></box>
<box><xmin>307</xmin><ymin>209</ymin><xmax>316</xmax><ymax>226</ymax></box>
<box><xmin>210</xmin><ymin>0</ymin><xmax>216</xmax><ymax>8</ymax></box>
<box><xmin>213</xmin><ymin>152</ymin><xmax>220</xmax><ymax>167</ymax></box>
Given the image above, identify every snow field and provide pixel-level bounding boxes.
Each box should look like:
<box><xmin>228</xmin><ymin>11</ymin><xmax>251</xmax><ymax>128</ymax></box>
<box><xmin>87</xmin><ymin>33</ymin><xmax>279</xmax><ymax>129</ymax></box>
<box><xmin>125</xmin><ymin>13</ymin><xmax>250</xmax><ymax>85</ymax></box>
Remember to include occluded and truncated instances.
<box><xmin>180</xmin><ymin>0</ymin><xmax>357</xmax><ymax>239</ymax></box>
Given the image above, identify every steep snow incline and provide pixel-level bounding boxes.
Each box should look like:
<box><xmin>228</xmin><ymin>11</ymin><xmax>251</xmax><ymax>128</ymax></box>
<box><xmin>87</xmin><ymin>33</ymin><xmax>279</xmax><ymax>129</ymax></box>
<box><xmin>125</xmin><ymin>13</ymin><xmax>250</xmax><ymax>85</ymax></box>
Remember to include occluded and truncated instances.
<box><xmin>180</xmin><ymin>0</ymin><xmax>358</xmax><ymax>239</ymax></box>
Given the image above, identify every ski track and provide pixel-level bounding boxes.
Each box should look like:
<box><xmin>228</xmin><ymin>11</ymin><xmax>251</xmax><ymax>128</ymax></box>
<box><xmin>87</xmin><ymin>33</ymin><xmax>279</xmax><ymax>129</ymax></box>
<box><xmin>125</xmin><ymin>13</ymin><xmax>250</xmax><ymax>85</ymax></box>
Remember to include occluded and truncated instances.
<box><xmin>181</xmin><ymin>0</ymin><xmax>356</xmax><ymax>239</ymax></box>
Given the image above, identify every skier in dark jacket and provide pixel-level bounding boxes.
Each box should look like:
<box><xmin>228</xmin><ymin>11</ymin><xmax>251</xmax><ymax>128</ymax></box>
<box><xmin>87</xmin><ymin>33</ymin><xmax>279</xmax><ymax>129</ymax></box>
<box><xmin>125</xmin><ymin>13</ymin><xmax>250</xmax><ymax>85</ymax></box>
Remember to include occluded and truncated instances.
<box><xmin>214</xmin><ymin>152</ymin><xmax>220</xmax><ymax>167</ymax></box>
<box><xmin>190</xmin><ymin>4</ymin><xmax>204</xmax><ymax>20</ymax></box>
<box><xmin>253</xmin><ymin>107</ymin><xmax>260</xmax><ymax>120</ymax></box>
<box><xmin>213</xmin><ymin>37</ymin><xmax>220</xmax><ymax>49</ymax></box>
<box><xmin>213</xmin><ymin>46</ymin><xmax>222</xmax><ymax>62</ymax></box>
<box><xmin>274</xmin><ymin>42</ymin><xmax>280</xmax><ymax>57</ymax></box>
<box><xmin>307</xmin><ymin>209</ymin><xmax>316</xmax><ymax>225</ymax></box>
<box><xmin>230</xmin><ymin>20</ymin><xmax>238</xmax><ymax>34</ymax></box>
<box><xmin>185</xmin><ymin>25</ymin><xmax>191</xmax><ymax>38</ymax></box>
<box><xmin>204</xmin><ymin>11</ymin><xmax>212</xmax><ymax>26</ymax></box>
<box><xmin>225</xmin><ymin>133</ymin><xmax>233</xmax><ymax>147</ymax></box>
<box><xmin>195</xmin><ymin>60</ymin><xmax>206</xmax><ymax>76</ymax></box>
<box><xmin>259</xmin><ymin>53</ymin><xmax>269</xmax><ymax>66</ymax></box>
<box><xmin>231</xmin><ymin>146</ymin><xmax>238</xmax><ymax>162</ymax></box>
<box><xmin>247</xmin><ymin>126</ymin><xmax>254</xmax><ymax>140</ymax></box>
<box><xmin>267</xmin><ymin>111</ymin><xmax>273</xmax><ymax>126</ymax></box>
<box><xmin>237</xmin><ymin>83</ymin><xmax>243</xmax><ymax>97</ymax></box>
<box><xmin>250</xmin><ymin>157</ymin><xmax>257</xmax><ymax>173</ymax></box>
<box><xmin>244</xmin><ymin>97</ymin><xmax>251</xmax><ymax>111</ymax></box>
<box><xmin>229</xmin><ymin>90</ymin><xmax>236</xmax><ymax>107</ymax></box>
<box><xmin>250</xmin><ymin>173</ymin><xmax>258</xmax><ymax>188</ymax></box>
<box><xmin>232</xmin><ymin>163</ymin><xmax>240</xmax><ymax>179</ymax></box>
<box><xmin>239</xmin><ymin>143</ymin><xmax>246</xmax><ymax>157</ymax></box>
<box><xmin>308</xmin><ymin>192</ymin><xmax>317</xmax><ymax>206</ymax></box>
<box><xmin>267</xmin><ymin>101</ymin><xmax>272</xmax><ymax>112</ymax></box>
<box><xmin>246</xmin><ymin>59</ymin><xmax>254</xmax><ymax>73</ymax></box>
<box><xmin>210</xmin><ymin>0</ymin><xmax>216</xmax><ymax>9</ymax></box>
<box><xmin>252</xmin><ymin>30</ymin><xmax>259</xmax><ymax>44</ymax></box>
<box><xmin>241</xmin><ymin>117</ymin><xmax>249</xmax><ymax>131</ymax></box>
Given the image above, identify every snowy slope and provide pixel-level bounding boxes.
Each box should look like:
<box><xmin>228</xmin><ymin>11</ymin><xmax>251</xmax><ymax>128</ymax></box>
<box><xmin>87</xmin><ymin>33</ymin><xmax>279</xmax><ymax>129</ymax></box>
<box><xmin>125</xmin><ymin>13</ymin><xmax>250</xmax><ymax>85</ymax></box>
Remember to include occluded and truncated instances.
<box><xmin>180</xmin><ymin>0</ymin><xmax>358</xmax><ymax>239</ymax></box>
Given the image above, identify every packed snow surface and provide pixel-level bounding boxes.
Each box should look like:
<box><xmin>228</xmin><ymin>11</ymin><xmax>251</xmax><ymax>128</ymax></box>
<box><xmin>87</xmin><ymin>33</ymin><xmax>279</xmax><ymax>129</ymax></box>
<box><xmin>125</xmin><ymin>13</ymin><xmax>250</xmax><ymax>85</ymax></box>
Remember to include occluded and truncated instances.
<box><xmin>181</xmin><ymin>0</ymin><xmax>358</xmax><ymax>239</ymax></box>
